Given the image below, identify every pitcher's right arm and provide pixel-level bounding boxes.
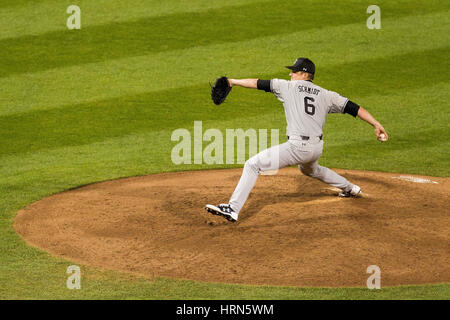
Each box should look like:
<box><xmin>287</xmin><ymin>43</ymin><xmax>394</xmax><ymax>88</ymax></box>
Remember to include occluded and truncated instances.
<box><xmin>357</xmin><ymin>107</ymin><xmax>388</xmax><ymax>141</ymax></box>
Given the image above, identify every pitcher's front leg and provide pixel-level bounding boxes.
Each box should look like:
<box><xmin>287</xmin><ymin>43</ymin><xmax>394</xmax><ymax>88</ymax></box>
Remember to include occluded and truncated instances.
<box><xmin>229</xmin><ymin>142</ymin><xmax>293</xmax><ymax>214</ymax></box>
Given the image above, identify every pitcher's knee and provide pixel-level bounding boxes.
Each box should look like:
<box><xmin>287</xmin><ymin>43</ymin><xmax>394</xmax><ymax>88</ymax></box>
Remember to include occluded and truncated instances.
<box><xmin>299</xmin><ymin>164</ymin><xmax>319</xmax><ymax>178</ymax></box>
<box><xmin>244</xmin><ymin>157</ymin><xmax>260</xmax><ymax>173</ymax></box>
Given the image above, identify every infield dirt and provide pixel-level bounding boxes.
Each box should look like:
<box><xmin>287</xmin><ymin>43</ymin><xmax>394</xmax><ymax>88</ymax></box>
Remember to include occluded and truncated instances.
<box><xmin>14</xmin><ymin>168</ymin><xmax>450</xmax><ymax>287</ymax></box>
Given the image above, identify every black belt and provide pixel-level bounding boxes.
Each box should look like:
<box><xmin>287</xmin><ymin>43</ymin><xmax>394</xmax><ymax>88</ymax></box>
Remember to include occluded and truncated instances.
<box><xmin>287</xmin><ymin>135</ymin><xmax>323</xmax><ymax>140</ymax></box>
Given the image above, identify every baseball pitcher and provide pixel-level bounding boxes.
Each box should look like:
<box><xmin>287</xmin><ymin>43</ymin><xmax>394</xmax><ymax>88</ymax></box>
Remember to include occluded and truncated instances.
<box><xmin>207</xmin><ymin>58</ymin><xmax>388</xmax><ymax>222</ymax></box>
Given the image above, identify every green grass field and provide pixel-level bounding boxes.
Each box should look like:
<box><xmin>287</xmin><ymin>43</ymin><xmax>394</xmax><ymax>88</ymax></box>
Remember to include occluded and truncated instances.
<box><xmin>0</xmin><ymin>0</ymin><xmax>449</xmax><ymax>299</ymax></box>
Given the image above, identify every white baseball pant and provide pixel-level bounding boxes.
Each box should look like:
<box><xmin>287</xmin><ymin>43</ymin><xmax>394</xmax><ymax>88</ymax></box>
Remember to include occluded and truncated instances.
<box><xmin>229</xmin><ymin>136</ymin><xmax>354</xmax><ymax>214</ymax></box>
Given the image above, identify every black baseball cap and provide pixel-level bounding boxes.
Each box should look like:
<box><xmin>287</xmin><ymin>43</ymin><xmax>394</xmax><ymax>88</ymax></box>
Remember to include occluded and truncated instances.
<box><xmin>285</xmin><ymin>57</ymin><xmax>315</xmax><ymax>74</ymax></box>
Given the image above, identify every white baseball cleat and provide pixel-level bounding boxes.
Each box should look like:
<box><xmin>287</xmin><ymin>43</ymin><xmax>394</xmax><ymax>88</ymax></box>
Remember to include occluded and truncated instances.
<box><xmin>205</xmin><ymin>204</ymin><xmax>238</xmax><ymax>222</ymax></box>
<box><xmin>339</xmin><ymin>185</ymin><xmax>362</xmax><ymax>198</ymax></box>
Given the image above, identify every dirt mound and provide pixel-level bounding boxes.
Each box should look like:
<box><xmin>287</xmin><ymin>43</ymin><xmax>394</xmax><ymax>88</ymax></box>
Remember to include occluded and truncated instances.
<box><xmin>14</xmin><ymin>168</ymin><xmax>450</xmax><ymax>287</ymax></box>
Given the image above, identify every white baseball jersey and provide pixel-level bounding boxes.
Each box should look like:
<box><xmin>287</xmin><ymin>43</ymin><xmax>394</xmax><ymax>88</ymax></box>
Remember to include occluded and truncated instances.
<box><xmin>270</xmin><ymin>79</ymin><xmax>349</xmax><ymax>138</ymax></box>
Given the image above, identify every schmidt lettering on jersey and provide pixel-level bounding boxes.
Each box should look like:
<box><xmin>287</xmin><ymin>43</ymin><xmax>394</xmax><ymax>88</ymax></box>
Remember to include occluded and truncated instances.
<box><xmin>298</xmin><ymin>85</ymin><xmax>320</xmax><ymax>95</ymax></box>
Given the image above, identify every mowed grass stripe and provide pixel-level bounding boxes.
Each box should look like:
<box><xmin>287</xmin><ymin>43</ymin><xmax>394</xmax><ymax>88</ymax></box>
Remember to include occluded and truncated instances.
<box><xmin>1</xmin><ymin>0</ymin><xmax>441</xmax><ymax>40</ymax></box>
<box><xmin>1</xmin><ymin>10</ymin><xmax>448</xmax><ymax>116</ymax></box>
<box><xmin>0</xmin><ymin>47</ymin><xmax>448</xmax><ymax>158</ymax></box>
<box><xmin>1</xmin><ymin>0</ymin><xmax>446</xmax><ymax>78</ymax></box>
<box><xmin>0</xmin><ymin>0</ymin><xmax>362</xmax><ymax>77</ymax></box>
<box><xmin>0</xmin><ymin>0</ymin><xmax>47</xmax><ymax>9</ymax></box>
<box><xmin>0</xmin><ymin>0</ymin><xmax>269</xmax><ymax>41</ymax></box>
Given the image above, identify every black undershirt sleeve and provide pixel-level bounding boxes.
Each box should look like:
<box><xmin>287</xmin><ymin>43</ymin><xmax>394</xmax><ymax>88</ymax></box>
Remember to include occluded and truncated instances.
<box><xmin>343</xmin><ymin>100</ymin><xmax>360</xmax><ymax>117</ymax></box>
<box><xmin>257</xmin><ymin>79</ymin><xmax>271</xmax><ymax>92</ymax></box>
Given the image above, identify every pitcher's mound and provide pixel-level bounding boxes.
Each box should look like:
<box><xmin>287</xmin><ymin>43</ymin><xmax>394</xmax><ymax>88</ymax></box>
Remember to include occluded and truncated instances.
<box><xmin>14</xmin><ymin>168</ymin><xmax>450</xmax><ymax>287</ymax></box>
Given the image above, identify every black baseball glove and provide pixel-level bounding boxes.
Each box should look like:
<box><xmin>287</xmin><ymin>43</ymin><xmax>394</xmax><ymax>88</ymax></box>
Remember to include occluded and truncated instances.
<box><xmin>211</xmin><ymin>76</ymin><xmax>232</xmax><ymax>105</ymax></box>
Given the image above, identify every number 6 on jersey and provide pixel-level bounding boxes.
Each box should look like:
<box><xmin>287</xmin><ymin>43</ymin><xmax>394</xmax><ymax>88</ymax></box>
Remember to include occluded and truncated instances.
<box><xmin>304</xmin><ymin>97</ymin><xmax>315</xmax><ymax>115</ymax></box>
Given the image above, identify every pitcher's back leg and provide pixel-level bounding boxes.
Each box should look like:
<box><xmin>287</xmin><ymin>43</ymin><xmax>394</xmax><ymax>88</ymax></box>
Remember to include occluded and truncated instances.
<box><xmin>299</xmin><ymin>161</ymin><xmax>354</xmax><ymax>192</ymax></box>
